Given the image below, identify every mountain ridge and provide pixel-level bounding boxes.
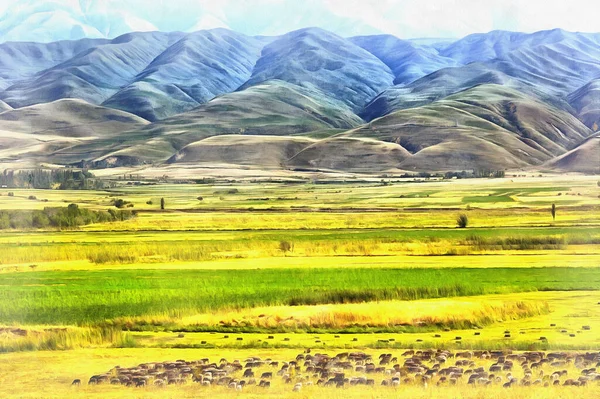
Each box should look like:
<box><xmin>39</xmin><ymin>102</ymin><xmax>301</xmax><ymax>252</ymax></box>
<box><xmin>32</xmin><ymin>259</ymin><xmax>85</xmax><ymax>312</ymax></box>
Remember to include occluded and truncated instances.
<box><xmin>0</xmin><ymin>27</ymin><xmax>599</xmax><ymax>174</ymax></box>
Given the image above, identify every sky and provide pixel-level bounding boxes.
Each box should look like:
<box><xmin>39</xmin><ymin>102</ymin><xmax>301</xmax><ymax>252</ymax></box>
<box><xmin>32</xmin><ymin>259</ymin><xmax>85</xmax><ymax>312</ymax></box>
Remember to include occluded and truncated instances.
<box><xmin>0</xmin><ymin>0</ymin><xmax>599</xmax><ymax>43</ymax></box>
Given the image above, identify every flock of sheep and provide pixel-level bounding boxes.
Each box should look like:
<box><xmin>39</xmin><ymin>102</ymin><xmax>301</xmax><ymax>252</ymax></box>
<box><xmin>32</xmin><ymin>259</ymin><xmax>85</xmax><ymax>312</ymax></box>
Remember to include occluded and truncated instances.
<box><xmin>74</xmin><ymin>349</ymin><xmax>600</xmax><ymax>392</ymax></box>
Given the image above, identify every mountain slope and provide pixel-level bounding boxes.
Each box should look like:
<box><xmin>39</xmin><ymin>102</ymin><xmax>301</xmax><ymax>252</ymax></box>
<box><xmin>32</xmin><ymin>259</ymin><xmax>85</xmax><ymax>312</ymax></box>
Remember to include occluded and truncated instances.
<box><xmin>363</xmin><ymin>29</ymin><xmax>600</xmax><ymax>120</ymax></box>
<box><xmin>0</xmin><ymin>38</ymin><xmax>108</xmax><ymax>90</ymax></box>
<box><xmin>240</xmin><ymin>28</ymin><xmax>394</xmax><ymax>112</ymax></box>
<box><xmin>0</xmin><ymin>98</ymin><xmax>148</xmax><ymax>137</ymax></box>
<box><xmin>0</xmin><ymin>31</ymin><xmax>185</xmax><ymax>108</ymax></box>
<box><xmin>361</xmin><ymin>64</ymin><xmax>521</xmax><ymax>121</ymax></box>
<box><xmin>0</xmin><ymin>98</ymin><xmax>148</xmax><ymax>166</ymax></box>
<box><xmin>288</xmin><ymin>136</ymin><xmax>412</xmax><ymax>172</ymax></box>
<box><xmin>168</xmin><ymin>135</ymin><xmax>316</xmax><ymax>168</ymax></box>
<box><xmin>545</xmin><ymin>135</ymin><xmax>600</xmax><ymax>174</ymax></box>
<box><xmin>0</xmin><ymin>99</ymin><xmax>11</xmax><ymax>112</ymax></box>
<box><xmin>349</xmin><ymin>34</ymin><xmax>457</xmax><ymax>85</ymax></box>
<box><xmin>568</xmin><ymin>79</ymin><xmax>600</xmax><ymax>131</ymax></box>
<box><xmin>89</xmin><ymin>80</ymin><xmax>363</xmax><ymax>166</ymax></box>
<box><xmin>352</xmin><ymin>84</ymin><xmax>593</xmax><ymax>171</ymax></box>
<box><xmin>102</xmin><ymin>29</ymin><xmax>265</xmax><ymax>121</ymax></box>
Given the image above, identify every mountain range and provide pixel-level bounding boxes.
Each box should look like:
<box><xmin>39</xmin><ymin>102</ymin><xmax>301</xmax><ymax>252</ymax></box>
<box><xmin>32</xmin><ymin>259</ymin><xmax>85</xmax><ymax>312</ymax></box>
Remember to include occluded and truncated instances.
<box><xmin>0</xmin><ymin>27</ymin><xmax>599</xmax><ymax>175</ymax></box>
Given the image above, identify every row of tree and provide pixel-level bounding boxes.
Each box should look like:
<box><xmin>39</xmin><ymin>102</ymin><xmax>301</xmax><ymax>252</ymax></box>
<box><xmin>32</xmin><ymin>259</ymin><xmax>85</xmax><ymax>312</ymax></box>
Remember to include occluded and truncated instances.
<box><xmin>0</xmin><ymin>204</ymin><xmax>136</xmax><ymax>230</ymax></box>
<box><xmin>0</xmin><ymin>169</ymin><xmax>112</xmax><ymax>190</ymax></box>
<box><xmin>444</xmin><ymin>170</ymin><xmax>505</xmax><ymax>179</ymax></box>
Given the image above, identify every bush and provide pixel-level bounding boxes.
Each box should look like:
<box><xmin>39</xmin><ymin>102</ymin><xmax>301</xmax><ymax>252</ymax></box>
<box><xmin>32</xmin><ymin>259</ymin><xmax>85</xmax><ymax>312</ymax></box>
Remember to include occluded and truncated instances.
<box><xmin>8</xmin><ymin>192</ymin><xmax>14</xmax><ymax>197</ymax></box>
<box><xmin>112</xmin><ymin>199</ymin><xmax>131</xmax><ymax>209</ymax></box>
<box><xmin>197</xmin><ymin>196</ymin><xmax>204</xmax><ymax>201</ymax></box>
<box><xmin>457</xmin><ymin>214</ymin><xmax>469</xmax><ymax>228</ymax></box>
<box><xmin>28</xmin><ymin>195</ymin><xmax>37</xmax><ymax>200</ymax></box>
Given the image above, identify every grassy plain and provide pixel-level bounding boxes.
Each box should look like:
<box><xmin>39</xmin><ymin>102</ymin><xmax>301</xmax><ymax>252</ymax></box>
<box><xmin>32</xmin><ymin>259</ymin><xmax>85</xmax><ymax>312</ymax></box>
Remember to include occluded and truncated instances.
<box><xmin>0</xmin><ymin>175</ymin><xmax>598</xmax><ymax>397</ymax></box>
<box><xmin>2</xmin><ymin>348</ymin><xmax>600</xmax><ymax>399</ymax></box>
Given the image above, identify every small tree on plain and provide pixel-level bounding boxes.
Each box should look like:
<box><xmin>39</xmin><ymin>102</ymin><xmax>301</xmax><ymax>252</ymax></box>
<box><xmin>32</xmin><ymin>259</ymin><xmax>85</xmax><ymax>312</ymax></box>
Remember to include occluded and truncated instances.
<box><xmin>160</xmin><ymin>197</ymin><xmax>165</xmax><ymax>210</ymax></box>
<box><xmin>551</xmin><ymin>203</ymin><xmax>556</xmax><ymax>221</ymax></box>
<box><xmin>457</xmin><ymin>214</ymin><xmax>469</xmax><ymax>228</ymax></box>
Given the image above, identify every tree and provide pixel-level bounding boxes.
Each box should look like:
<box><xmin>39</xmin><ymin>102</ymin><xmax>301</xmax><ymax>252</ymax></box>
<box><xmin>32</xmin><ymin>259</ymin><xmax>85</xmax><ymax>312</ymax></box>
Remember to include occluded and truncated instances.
<box><xmin>551</xmin><ymin>203</ymin><xmax>556</xmax><ymax>221</ymax></box>
<box><xmin>112</xmin><ymin>199</ymin><xmax>128</xmax><ymax>209</ymax></box>
<box><xmin>457</xmin><ymin>214</ymin><xmax>469</xmax><ymax>228</ymax></box>
<box><xmin>160</xmin><ymin>198</ymin><xmax>165</xmax><ymax>210</ymax></box>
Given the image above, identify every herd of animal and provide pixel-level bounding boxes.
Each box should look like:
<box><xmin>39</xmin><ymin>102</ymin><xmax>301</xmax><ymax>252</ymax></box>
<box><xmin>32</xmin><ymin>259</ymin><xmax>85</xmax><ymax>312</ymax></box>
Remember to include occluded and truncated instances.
<box><xmin>73</xmin><ymin>349</ymin><xmax>600</xmax><ymax>392</ymax></box>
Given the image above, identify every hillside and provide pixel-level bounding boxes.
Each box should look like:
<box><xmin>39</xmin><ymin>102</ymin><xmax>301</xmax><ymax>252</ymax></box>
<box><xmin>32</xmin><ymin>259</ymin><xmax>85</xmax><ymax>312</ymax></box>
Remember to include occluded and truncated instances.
<box><xmin>352</xmin><ymin>85</ymin><xmax>593</xmax><ymax>171</ymax></box>
<box><xmin>545</xmin><ymin>135</ymin><xmax>600</xmax><ymax>174</ymax></box>
<box><xmin>361</xmin><ymin>64</ymin><xmax>520</xmax><ymax>121</ymax></box>
<box><xmin>363</xmin><ymin>29</ymin><xmax>600</xmax><ymax>120</ymax></box>
<box><xmin>0</xmin><ymin>27</ymin><xmax>598</xmax><ymax>174</ymax></box>
<box><xmin>168</xmin><ymin>135</ymin><xmax>316</xmax><ymax>168</ymax></box>
<box><xmin>288</xmin><ymin>136</ymin><xmax>412</xmax><ymax>172</ymax></box>
<box><xmin>0</xmin><ymin>99</ymin><xmax>11</xmax><ymax>112</ymax></box>
<box><xmin>0</xmin><ymin>99</ymin><xmax>149</xmax><ymax>167</ymax></box>
<box><xmin>90</xmin><ymin>80</ymin><xmax>363</xmax><ymax>167</ymax></box>
<box><xmin>0</xmin><ymin>31</ymin><xmax>185</xmax><ymax>108</ymax></box>
<box><xmin>349</xmin><ymin>34</ymin><xmax>457</xmax><ymax>85</ymax></box>
<box><xmin>0</xmin><ymin>38</ymin><xmax>108</xmax><ymax>90</ymax></box>
<box><xmin>568</xmin><ymin>79</ymin><xmax>600</xmax><ymax>131</ymax></box>
<box><xmin>240</xmin><ymin>28</ymin><xmax>394</xmax><ymax>112</ymax></box>
<box><xmin>102</xmin><ymin>30</ymin><xmax>266</xmax><ymax>121</ymax></box>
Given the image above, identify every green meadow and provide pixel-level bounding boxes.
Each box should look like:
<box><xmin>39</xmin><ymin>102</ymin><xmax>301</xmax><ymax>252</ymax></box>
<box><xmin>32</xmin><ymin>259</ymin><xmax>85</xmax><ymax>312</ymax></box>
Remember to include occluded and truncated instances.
<box><xmin>0</xmin><ymin>175</ymin><xmax>599</xmax><ymax>397</ymax></box>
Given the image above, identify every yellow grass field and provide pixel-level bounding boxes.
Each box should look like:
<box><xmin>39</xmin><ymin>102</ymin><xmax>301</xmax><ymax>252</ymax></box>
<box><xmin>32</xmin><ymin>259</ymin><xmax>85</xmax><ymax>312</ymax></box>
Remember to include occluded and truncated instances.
<box><xmin>0</xmin><ymin>176</ymin><xmax>599</xmax><ymax>398</ymax></box>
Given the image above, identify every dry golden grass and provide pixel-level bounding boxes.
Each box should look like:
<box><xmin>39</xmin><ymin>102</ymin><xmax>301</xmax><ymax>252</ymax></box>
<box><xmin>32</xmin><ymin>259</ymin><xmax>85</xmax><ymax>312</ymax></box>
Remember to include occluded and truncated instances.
<box><xmin>119</xmin><ymin>294</ymin><xmax>550</xmax><ymax>331</ymax></box>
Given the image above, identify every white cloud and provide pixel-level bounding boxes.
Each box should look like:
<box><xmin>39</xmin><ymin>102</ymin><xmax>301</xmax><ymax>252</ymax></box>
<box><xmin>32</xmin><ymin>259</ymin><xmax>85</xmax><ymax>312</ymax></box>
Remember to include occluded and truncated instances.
<box><xmin>1</xmin><ymin>0</ymin><xmax>600</xmax><ymax>43</ymax></box>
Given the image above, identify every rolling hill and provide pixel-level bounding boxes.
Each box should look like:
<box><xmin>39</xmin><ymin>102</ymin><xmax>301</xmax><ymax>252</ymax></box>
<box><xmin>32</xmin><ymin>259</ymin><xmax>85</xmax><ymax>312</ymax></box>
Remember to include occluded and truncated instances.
<box><xmin>363</xmin><ymin>29</ymin><xmax>600</xmax><ymax>121</ymax></box>
<box><xmin>349</xmin><ymin>34</ymin><xmax>457</xmax><ymax>85</ymax></box>
<box><xmin>351</xmin><ymin>85</ymin><xmax>593</xmax><ymax>171</ymax></box>
<box><xmin>545</xmin><ymin>135</ymin><xmax>600</xmax><ymax>174</ymax></box>
<box><xmin>0</xmin><ymin>31</ymin><xmax>185</xmax><ymax>108</ymax></box>
<box><xmin>240</xmin><ymin>28</ymin><xmax>394</xmax><ymax>112</ymax></box>
<box><xmin>102</xmin><ymin>29</ymin><xmax>267</xmax><ymax>121</ymax></box>
<box><xmin>568</xmin><ymin>79</ymin><xmax>600</xmax><ymax>131</ymax></box>
<box><xmin>0</xmin><ymin>99</ymin><xmax>11</xmax><ymax>112</ymax></box>
<box><xmin>0</xmin><ymin>99</ymin><xmax>149</xmax><ymax>167</ymax></box>
<box><xmin>0</xmin><ymin>37</ymin><xmax>108</xmax><ymax>90</ymax></box>
<box><xmin>168</xmin><ymin>135</ymin><xmax>316</xmax><ymax>168</ymax></box>
<box><xmin>288</xmin><ymin>136</ymin><xmax>412</xmax><ymax>172</ymax></box>
<box><xmin>89</xmin><ymin>80</ymin><xmax>363</xmax><ymax>167</ymax></box>
<box><xmin>0</xmin><ymin>27</ymin><xmax>599</xmax><ymax>174</ymax></box>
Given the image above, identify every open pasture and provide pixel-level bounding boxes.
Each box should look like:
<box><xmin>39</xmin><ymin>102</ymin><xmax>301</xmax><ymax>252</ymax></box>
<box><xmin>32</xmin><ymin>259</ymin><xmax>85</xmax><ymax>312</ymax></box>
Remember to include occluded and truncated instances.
<box><xmin>0</xmin><ymin>176</ymin><xmax>599</xmax><ymax>397</ymax></box>
<box><xmin>1</xmin><ymin>267</ymin><xmax>600</xmax><ymax>326</ymax></box>
<box><xmin>0</xmin><ymin>348</ymin><xmax>599</xmax><ymax>399</ymax></box>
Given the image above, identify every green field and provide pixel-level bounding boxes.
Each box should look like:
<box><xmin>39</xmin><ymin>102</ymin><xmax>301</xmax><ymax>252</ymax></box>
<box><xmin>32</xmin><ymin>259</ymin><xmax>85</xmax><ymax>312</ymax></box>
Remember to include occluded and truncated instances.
<box><xmin>0</xmin><ymin>175</ymin><xmax>599</xmax><ymax>398</ymax></box>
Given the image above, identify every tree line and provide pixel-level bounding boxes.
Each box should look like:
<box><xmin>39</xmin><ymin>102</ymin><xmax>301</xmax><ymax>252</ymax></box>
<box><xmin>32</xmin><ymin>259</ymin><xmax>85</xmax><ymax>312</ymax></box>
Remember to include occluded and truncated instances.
<box><xmin>0</xmin><ymin>204</ymin><xmax>136</xmax><ymax>230</ymax></box>
<box><xmin>0</xmin><ymin>169</ymin><xmax>112</xmax><ymax>190</ymax></box>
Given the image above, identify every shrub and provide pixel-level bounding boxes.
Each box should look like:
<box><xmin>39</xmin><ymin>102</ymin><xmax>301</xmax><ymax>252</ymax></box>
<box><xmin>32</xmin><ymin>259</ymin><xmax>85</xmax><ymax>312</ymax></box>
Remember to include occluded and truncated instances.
<box><xmin>27</xmin><ymin>195</ymin><xmax>37</xmax><ymax>200</ymax></box>
<box><xmin>7</xmin><ymin>192</ymin><xmax>14</xmax><ymax>197</ymax></box>
<box><xmin>457</xmin><ymin>214</ymin><xmax>469</xmax><ymax>228</ymax></box>
<box><xmin>112</xmin><ymin>198</ymin><xmax>131</xmax><ymax>209</ymax></box>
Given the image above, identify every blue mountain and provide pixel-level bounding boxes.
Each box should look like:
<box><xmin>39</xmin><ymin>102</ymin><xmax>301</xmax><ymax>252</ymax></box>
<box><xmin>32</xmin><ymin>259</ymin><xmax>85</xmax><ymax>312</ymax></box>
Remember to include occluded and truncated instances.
<box><xmin>240</xmin><ymin>28</ymin><xmax>394</xmax><ymax>112</ymax></box>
